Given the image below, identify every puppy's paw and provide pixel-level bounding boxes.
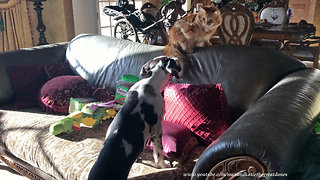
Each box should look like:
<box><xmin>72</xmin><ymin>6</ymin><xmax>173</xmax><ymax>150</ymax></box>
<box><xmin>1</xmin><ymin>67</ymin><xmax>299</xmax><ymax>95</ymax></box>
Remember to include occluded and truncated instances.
<box><xmin>155</xmin><ymin>160</ymin><xmax>169</xmax><ymax>169</ymax></box>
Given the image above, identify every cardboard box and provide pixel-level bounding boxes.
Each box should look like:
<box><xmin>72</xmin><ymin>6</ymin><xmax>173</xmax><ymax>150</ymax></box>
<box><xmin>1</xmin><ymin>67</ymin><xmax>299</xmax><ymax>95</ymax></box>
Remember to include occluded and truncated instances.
<box><xmin>68</xmin><ymin>97</ymin><xmax>97</xmax><ymax>114</ymax></box>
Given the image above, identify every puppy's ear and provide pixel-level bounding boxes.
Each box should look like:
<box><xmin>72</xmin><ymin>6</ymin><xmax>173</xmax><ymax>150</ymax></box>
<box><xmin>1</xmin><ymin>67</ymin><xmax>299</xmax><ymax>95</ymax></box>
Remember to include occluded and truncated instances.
<box><xmin>140</xmin><ymin>56</ymin><xmax>164</xmax><ymax>78</ymax></box>
<box><xmin>140</xmin><ymin>64</ymin><xmax>151</xmax><ymax>78</ymax></box>
<box><xmin>140</xmin><ymin>65</ymin><xmax>152</xmax><ymax>78</ymax></box>
<box><xmin>165</xmin><ymin>58</ymin><xmax>181</xmax><ymax>79</ymax></box>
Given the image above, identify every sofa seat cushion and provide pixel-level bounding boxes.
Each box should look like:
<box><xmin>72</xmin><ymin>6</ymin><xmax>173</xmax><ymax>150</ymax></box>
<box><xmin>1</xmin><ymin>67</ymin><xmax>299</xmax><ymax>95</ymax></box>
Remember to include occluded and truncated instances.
<box><xmin>0</xmin><ymin>107</ymin><xmax>205</xmax><ymax>180</ymax></box>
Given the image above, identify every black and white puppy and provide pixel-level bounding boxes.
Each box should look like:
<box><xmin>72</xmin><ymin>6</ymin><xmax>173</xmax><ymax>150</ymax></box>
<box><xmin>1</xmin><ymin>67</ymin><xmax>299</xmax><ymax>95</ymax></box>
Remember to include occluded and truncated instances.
<box><xmin>88</xmin><ymin>56</ymin><xmax>181</xmax><ymax>180</ymax></box>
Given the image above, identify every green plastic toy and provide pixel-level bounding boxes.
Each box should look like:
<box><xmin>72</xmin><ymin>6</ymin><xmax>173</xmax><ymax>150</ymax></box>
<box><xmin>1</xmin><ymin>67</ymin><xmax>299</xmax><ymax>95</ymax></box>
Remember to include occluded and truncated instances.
<box><xmin>50</xmin><ymin>101</ymin><xmax>119</xmax><ymax>135</ymax></box>
<box><xmin>314</xmin><ymin>121</ymin><xmax>320</xmax><ymax>134</ymax></box>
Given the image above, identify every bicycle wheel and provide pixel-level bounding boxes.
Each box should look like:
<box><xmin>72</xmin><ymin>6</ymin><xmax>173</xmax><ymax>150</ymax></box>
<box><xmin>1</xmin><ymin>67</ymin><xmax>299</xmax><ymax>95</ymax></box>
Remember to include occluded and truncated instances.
<box><xmin>114</xmin><ymin>19</ymin><xmax>138</xmax><ymax>42</ymax></box>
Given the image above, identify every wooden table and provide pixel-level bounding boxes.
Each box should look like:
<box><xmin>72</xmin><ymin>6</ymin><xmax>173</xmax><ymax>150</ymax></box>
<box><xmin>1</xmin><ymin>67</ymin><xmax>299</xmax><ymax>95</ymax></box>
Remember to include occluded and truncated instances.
<box><xmin>252</xmin><ymin>23</ymin><xmax>316</xmax><ymax>41</ymax></box>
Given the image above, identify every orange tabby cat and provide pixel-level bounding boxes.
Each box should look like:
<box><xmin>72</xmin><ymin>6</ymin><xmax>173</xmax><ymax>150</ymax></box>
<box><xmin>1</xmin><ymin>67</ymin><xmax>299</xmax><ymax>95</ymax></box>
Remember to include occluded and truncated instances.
<box><xmin>163</xmin><ymin>5</ymin><xmax>222</xmax><ymax>73</ymax></box>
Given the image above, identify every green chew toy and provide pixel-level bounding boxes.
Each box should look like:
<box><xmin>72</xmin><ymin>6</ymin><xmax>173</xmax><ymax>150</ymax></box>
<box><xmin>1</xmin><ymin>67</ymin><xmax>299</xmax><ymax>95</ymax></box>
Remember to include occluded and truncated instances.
<box><xmin>50</xmin><ymin>101</ymin><xmax>118</xmax><ymax>135</ymax></box>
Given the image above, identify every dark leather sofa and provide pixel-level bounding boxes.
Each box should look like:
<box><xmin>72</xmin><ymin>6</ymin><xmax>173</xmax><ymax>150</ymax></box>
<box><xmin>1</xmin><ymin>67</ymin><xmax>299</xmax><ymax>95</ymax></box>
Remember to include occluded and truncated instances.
<box><xmin>1</xmin><ymin>34</ymin><xmax>320</xmax><ymax>179</ymax></box>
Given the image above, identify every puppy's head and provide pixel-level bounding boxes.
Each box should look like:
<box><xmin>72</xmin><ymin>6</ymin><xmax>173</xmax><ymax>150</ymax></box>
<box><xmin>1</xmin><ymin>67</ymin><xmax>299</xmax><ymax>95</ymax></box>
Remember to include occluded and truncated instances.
<box><xmin>140</xmin><ymin>56</ymin><xmax>181</xmax><ymax>79</ymax></box>
<box><xmin>161</xmin><ymin>57</ymin><xmax>182</xmax><ymax>79</ymax></box>
<box><xmin>140</xmin><ymin>56</ymin><xmax>163</xmax><ymax>78</ymax></box>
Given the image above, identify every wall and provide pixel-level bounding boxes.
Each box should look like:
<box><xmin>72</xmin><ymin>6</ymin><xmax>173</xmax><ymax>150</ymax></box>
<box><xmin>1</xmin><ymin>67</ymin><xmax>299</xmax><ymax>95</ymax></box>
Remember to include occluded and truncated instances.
<box><xmin>289</xmin><ymin>0</ymin><xmax>320</xmax><ymax>36</ymax></box>
<box><xmin>27</xmin><ymin>0</ymin><xmax>74</xmax><ymax>46</ymax></box>
<box><xmin>289</xmin><ymin>0</ymin><xmax>316</xmax><ymax>23</ymax></box>
<box><xmin>314</xmin><ymin>0</ymin><xmax>320</xmax><ymax>35</ymax></box>
<box><xmin>72</xmin><ymin>0</ymin><xmax>98</xmax><ymax>36</ymax></box>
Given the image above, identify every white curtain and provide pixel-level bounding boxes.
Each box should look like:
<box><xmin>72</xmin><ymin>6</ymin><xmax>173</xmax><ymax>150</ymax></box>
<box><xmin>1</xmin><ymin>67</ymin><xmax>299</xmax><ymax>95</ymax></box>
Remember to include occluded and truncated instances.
<box><xmin>0</xmin><ymin>0</ymin><xmax>32</xmax><ymax>52</ymax></box>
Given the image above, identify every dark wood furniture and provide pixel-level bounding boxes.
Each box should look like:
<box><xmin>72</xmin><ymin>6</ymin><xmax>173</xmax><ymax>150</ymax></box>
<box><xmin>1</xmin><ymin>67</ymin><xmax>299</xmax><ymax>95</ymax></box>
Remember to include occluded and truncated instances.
<box><xmin>282</xmin><ymin>36</ymin><xmax>320</xmax><ymax>68</ymax></box>
<box><xmin>253</xmin><ymin>21</ymin><xmax>319</xmax><ymax>68</ymax></box>
<box><xmin>252</xmin><ymin>0</ymin><xmax>289</xmax><ymax>49</ymax></box>
<box><xmin>217</xmin><ymin>2</ymin><xmax>255</xmax><ymax>45</ymax></box>
<box><xmin>252</xmin><ymin>23</ymin><xmax>316</xmax><ymax>41</ymax></box>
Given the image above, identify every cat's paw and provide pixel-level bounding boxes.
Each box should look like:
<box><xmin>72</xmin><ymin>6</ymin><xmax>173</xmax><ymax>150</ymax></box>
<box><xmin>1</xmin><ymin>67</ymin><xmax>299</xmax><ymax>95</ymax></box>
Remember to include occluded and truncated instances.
<box><xmin>184</xmin><ymin>48</ymin><xmax>194</xmax><ymax>53</ymax></box>
<box><xmin>174</xmin><ymin>21</ymin><xmax>184</xmax><ymax>28</ymax></box>
<box><xmin>175</xmin><ymin>21</ymin><xmax>191</xmax><ymax>32</ymax></box>
<box><xmin>203</xmin><ymin>41</ymin><xmax>212</xmax><ymax>46</ymax></box>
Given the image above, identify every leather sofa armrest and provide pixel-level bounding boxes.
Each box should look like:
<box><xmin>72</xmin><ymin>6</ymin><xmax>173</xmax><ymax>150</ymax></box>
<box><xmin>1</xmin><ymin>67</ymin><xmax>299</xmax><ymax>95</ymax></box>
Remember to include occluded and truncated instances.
<box><xmin>191</xmin><ymin>69</ymin><xmax>320</xmax><ymax>179</ymax></box>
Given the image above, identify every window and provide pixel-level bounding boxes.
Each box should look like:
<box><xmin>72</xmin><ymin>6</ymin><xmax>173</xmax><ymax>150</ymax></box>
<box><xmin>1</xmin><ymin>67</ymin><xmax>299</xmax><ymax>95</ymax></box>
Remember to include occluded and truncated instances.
<box><xmin>96</xmin><ymin>0</ymin><xmax>143</xmax><ymax>37</ymax></box>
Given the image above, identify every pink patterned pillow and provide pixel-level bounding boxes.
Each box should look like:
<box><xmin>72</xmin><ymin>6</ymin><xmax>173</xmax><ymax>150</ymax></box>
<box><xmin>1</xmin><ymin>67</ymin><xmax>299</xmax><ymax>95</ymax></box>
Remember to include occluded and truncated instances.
<box><xmin>39</xmin><ymin>75</ymin><xmax>91</xmax><ymax>114</ymax></box>
<box><xmin>145</xmin><ymin>121</ymin><xmax>198</xmax><ymax>163</ymax></box>
<box><xmin>163</xmin><ymin>83</ymin><xmax>230</xmax><ymax>145</ymax></box>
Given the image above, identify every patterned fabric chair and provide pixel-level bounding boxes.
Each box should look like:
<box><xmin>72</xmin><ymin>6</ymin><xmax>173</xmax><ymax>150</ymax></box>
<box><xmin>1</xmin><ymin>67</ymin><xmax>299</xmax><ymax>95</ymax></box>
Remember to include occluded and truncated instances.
<box><xmin>217</xmin><ymin>2</ymin><xmax>255</xmax><ymax>45</ymax></box>
<box><xmin>252</xmin><ymin>0</ymin><xmax>287</xmax><ymax>49</ymax></box>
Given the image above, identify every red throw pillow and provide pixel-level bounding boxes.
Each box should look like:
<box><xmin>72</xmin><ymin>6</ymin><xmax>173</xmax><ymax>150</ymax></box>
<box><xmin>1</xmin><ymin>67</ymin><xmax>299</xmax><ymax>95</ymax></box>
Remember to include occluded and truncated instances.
<box><xmin>7</xmin><ymin>64</ymin><xmax>47</xmax><ymax>109</ymax></box>
<box><xmin>44</xmin><ymin>61</ymin><xmax>73</xmax><ymax>80</ymax></box>
<box><xmin>39</xmin><ymin>75</ymin><xmax>91</xmax><ymax>114</ymax></box>
<box><xmin>145</xmin><ymin>121</ymin><xmax>198</xmax><ymax>163</ymax></box>
<box><xmin>163</xmin><ymin>83</ymin><xmax>230</xmax><ymax>145</ymax></box>
<box><xmin>91</xmin><ymin>87</ymin><xmax>115</xmax><ymax>102</ymax></box>
<box><xmin>7</xmin><ymin>62</ymin><xmax>74</xmax><ymax>109</ymax></box>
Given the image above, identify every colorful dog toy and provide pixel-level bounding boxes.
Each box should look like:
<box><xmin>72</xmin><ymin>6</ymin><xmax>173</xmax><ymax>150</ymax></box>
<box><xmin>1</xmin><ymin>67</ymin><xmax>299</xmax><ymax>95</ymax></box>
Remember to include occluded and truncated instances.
<box><xmin>50</xmin><ymin>101</ymin><xmax>120</xmax><ymax>135</ymax></box>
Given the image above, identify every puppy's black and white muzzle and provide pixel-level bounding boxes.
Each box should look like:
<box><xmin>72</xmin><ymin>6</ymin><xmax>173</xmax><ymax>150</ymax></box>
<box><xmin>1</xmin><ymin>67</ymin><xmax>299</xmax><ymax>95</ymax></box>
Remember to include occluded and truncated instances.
<box><xmin>140</xmin><ymin>56</ymin><xmax>181</xmax><ymax>80</ymax></box>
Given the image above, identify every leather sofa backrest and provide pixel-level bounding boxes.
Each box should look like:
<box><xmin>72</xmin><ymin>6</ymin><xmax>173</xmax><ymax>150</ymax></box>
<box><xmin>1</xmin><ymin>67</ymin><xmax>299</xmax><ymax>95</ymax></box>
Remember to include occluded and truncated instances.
<box><xmin>67</xmin><ymin>34</ymin><xmax>306</xmax><ymax>122</ymax></box>
<box><xmin>66</xmin><ymin>34</ymin><xmax>164</xmax><ymax>89</ymax></box>
<box><xmin>0</xmin><ymin>43</ymin><xmax>68</xmax><ymax>105</ymax></box>
<box><xmin>183</xmin><ymin>45</ymin><xmax>306</xmax><ymax>121</ymax></box>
